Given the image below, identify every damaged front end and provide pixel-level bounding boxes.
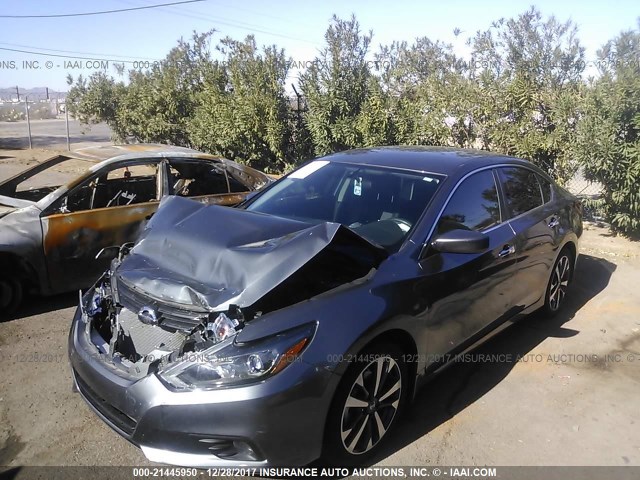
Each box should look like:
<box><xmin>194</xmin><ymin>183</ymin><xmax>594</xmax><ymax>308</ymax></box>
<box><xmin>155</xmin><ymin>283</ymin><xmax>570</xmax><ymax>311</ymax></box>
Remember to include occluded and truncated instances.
<box><xmin>77</xmin><ymin>195</ymin><xmax>387</xmax><ymax>389</ymax></box>
<box><xmin>79</xmin><ymin>273</ymin><xmax>315</xmax><ymax>390</ymax></box>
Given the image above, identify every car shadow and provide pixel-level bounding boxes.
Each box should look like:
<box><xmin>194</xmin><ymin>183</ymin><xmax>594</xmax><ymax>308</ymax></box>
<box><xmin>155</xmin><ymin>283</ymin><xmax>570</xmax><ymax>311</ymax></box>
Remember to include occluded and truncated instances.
<box><xmin>364</xmin><ymin>253</ymin><xmax>616</xmax><ymax>465</ymax></box>
<box><xmin>1</xmin><ymin>291</ymin><xmax>77</xmax><ymax>322</ymax></box>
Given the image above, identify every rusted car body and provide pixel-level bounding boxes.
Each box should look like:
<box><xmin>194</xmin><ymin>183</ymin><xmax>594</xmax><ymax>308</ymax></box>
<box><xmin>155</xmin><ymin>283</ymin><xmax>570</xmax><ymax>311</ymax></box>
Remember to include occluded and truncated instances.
<box><xmin>0</xmin><ymin>144</ymin><xmax>270</xmax><ymax>312</ymax></box>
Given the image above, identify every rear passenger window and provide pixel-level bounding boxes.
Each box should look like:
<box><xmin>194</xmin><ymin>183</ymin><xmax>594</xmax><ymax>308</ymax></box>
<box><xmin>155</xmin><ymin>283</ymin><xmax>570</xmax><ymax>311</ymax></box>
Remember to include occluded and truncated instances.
<box><xmin>167</xmin><ymin>159</ymin><xmax>229</xmax><ymax>197</ymax></box>
<box><xmin>437</xmin><ymin>170</ymin><xmax>501</xmax><ymax>234</ymax></box>
<box><xmin>227</xmin><ymin>174</ymin><xmax>249</xmax><ymax>193</ymax></box>
<box><xmin>537</xmin><ymin>174</ymin><xmax>553</xmax><ymax>203</ymax></box>
<box><xmin>499</xmin><ymin>167</ymin><xmax>543</xmax><ymax>217</ymax></box>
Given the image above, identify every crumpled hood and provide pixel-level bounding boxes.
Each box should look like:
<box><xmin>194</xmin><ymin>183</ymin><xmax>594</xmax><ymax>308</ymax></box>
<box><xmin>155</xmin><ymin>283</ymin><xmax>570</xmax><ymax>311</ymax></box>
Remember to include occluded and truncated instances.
<box><xmin>0</xmin><ymin>205</ymin><xmax>17</xmax><ymax>219</ymax></box>
<box><xmin>0</xmin><ymin>195</ymin><xmax>35</xmax><ymax>209</ymax></box>
<box><xmin>115</xmin><ymin>195</ymin><xmax>387</xmax><ymax>311</ymax></box>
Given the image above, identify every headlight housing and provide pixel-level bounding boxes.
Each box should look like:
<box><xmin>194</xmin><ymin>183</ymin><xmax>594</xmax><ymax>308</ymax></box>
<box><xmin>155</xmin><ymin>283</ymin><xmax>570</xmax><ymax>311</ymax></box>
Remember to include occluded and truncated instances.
<box><xmin>86</xmin><ymin>288</ymin><xmax>103</xmax><ymax>317</ymax></box>
<box><xmin>158</xmin><ymin>322</ymin><xmax>316</xmax><ymax>390</ymax></box>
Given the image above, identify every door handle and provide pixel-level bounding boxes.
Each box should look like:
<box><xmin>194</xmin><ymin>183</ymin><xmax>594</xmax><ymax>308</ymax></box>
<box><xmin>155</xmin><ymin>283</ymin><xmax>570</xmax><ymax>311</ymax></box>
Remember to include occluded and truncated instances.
<box><xmin>548</xmin><ymin>217</ymin><xmax>560</xmax><ymax>228</ymax></box>
<box><xmin>498</xmin><ymin>244</ymin><xmax>516</xmax><ymax>257</ymax></box>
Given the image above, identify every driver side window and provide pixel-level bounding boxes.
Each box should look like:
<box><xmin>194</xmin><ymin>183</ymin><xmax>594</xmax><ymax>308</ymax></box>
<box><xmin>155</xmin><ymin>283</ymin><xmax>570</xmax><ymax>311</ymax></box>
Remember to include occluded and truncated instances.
<box><xmin>58</xmin><ymin>163</ymin><xmax>160</xmax><ymax>213</ymax></box>
<box><xmin>437</xmin><ymin>170</ymin><xmax>501</xmax><ymax>234</ymax></box>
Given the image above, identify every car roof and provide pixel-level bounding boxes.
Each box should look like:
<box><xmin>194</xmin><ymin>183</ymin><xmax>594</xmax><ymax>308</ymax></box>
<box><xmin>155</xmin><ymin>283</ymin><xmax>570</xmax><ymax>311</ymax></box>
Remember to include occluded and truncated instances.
<box><xmin>23</xmin><ymin>144</ymin><xmax>268</xmax><ymax>210</ymax></box>
<box><xmin>321</xmin><ymin>146</ymin><xmax>534</xmax><ymax>177</ymax></box>
<box><xmin>70</xmin><ymin>143</ymin><xmax>217</xmax><ymax>163</ymax></box>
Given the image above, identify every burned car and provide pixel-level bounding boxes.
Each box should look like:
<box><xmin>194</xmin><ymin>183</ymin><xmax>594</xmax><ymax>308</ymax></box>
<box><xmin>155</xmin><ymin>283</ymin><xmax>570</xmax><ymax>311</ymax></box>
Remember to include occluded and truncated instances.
<box><xmin>0</xmin><ymin>144</ymin><xmax>270</xmax><ymax>313</ymax></box>
<box><xmin>68</xmin><ymin>147</ymin><xmax>582</xmax><ymax>466</ymax></box>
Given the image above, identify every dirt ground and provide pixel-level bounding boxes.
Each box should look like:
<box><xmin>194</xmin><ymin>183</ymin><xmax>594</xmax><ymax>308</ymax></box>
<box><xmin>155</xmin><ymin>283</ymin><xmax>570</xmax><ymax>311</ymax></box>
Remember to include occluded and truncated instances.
<box><xmin>0</xmin><ymin>149</ymin><xmax>639</xmax><ymax>473</ymax></box>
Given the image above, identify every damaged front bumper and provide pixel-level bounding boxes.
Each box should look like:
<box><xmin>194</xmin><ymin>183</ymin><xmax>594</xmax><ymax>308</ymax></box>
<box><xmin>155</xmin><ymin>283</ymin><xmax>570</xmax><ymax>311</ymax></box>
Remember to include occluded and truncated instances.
<box><xmin>68</xmin><ymin>304</ymin><xmax>338</xmax><ymax>466</ymax></box>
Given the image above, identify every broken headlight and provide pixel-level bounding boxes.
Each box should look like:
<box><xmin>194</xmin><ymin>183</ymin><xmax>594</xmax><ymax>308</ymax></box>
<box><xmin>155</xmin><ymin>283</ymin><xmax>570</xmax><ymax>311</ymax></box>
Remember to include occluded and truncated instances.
<box><xmin>158</xmin><ymin>322</ymin><xmax>316</xmax><ymax>390</ymax></box>
<box><xmin>86</xmin><ymin>288</ymin><xmax>104</xmax><ymax>317</ymax></box>
<box><xmin>80</xmin><ymin>274</ymin><xmax>111</xmax><ymax>320</ymax></box>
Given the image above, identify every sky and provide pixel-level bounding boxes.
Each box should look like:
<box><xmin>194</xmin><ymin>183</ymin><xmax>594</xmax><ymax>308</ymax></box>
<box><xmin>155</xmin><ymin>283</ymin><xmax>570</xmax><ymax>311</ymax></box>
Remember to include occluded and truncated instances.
<box><xmin>0</xmin><ymin>0</ymin><xmax>638</xmax><ymax>94</ymax></box>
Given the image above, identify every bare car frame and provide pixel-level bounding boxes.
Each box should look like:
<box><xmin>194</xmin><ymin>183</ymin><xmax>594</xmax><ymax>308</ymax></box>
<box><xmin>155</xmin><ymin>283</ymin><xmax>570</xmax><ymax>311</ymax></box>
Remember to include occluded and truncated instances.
<box><xmin>0</xmin><ymin>144</ymin><xmax>271</xmax><ymax>313</ymax></box>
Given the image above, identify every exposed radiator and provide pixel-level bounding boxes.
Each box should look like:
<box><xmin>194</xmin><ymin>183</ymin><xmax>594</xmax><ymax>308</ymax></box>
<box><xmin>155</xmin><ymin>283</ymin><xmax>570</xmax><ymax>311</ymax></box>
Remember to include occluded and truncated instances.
<box><xmin>118</xmin><ymin>307</ymin><xmax>186</xmax><ymax>357</ymax></box>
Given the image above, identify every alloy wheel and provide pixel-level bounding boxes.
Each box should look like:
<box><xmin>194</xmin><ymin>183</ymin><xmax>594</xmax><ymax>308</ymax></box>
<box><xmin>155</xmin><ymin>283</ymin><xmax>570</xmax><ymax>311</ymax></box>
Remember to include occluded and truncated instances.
<box><xmin>549</xmin><ymin>255</ymin><xmax>570</xmax><ymax>312</ymax></box>
<box><xmin>340</xmin><ymin>356</ymin><xmax>402</xmax><ymax>455</ymax></box>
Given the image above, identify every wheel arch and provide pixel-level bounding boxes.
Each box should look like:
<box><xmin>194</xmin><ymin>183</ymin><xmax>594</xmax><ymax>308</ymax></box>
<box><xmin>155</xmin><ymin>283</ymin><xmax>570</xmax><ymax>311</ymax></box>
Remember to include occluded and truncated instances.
<box><xmin>559</xmin><ymin>239</ymin><xmax>577</xmax><ymax>281</ymax></box>
<box><xmin>336</xmin><ymin>327</ymin><xmax>419</xmax><ymax>402</ymax></box>
<box><xmin>0</xmin><ymin>251</ymin><xmax>40</xmax><ymax>292</ymax></box>
<box><xmin>321</xmin><ymin>327</ymin><xmax>418</xmax><ymax>463</ymax></box>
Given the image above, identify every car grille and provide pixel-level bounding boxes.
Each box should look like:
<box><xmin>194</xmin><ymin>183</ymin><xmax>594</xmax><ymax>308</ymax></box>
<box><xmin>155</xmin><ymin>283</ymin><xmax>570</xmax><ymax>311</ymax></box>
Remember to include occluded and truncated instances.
<box><xmin>116</xmin><ymin>279</ymin><xmax>207</xmax><ymax>333</ymax></box>
<box><xmin>74</xmin><ymin>369</ymin><xmax>137</xmax><ymax>436</ymax></box>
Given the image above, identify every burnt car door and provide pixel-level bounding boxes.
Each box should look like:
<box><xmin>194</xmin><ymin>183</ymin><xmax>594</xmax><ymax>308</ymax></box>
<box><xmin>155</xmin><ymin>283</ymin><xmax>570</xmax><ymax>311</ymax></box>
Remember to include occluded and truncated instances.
<box><xmin>41</xmin><ymin>161</ymin><xmax>162</xmax><ymax>292</ymax></box>
<box><xmin>164</xmin><ymin>158</ymin><xmax>249</xmax><ymax>207</ymax></box>
<box><xmin>418</xmin><ymin>168</ymin><xmax>522</xmax><ymax>368</ymax></box>
<box><xmin>496</xmin><ymin>166</ymin><xmax>562</xmax><ymax>309</ymax></box>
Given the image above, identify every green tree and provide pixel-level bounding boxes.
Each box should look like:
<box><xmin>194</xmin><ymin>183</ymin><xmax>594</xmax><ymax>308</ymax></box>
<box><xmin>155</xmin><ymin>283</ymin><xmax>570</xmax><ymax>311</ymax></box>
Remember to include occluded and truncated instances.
<box><xmin>187</xmin><ymin>35</ymin><xmax>293</xmax><ymax>172</ymax></box>
<box><xmin>574</xmin><ymin>25</ymin><xmax>640</xmax><ymax>235</ymax></box>
<box><xmin>67</xmin><ymin>31</ymin><xmax>217</xmax><ymax>145</ymax></box>
<box><xmin>375</xmin><ymin>38</ymin><xmax>461</xmax><ymax>146</ymax></box>
<box><xmin>66</xmin><ymin>72</ymin><xmax>127</xmax><ymax>140</ymax></box>
<box><xmin>116</xmin><ymin>30</ymin><xmax>217</xmax><ymax>145</ymax></box>
<box><xmin>468</xmin><ymin>7</ymin><xmax>585</xmax><ymax>182</ymax></box>
<box><xmin>300</xmin><ymin>15</ymin><xmax>374</xmax><ymax>155</ymax></box>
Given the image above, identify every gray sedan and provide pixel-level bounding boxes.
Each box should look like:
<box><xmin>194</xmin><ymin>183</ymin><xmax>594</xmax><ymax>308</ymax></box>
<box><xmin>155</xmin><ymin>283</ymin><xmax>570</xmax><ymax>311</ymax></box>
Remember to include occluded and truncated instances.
<box><xmin>69</xmin><ymin>147</ymin><xmax>582</xmax><ymax>466</ymax></box>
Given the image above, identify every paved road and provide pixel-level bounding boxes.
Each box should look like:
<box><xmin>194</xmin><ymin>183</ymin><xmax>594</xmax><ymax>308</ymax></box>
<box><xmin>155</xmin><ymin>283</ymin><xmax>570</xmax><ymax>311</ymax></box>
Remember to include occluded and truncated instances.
<box><xmin>0</xmin><ymin>119</ymin><xmax>112</xmax><ymax>150</ymax></box>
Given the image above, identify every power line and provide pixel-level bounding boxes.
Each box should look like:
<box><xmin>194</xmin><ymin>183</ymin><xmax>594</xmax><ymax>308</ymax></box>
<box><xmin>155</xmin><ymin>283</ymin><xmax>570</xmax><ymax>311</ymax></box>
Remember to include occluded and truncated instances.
<box><xmin>0</xmin><ymin>0</ymin><xmax>205</xmax><ymax>19</ymax></box>
<box><xmin>0</xmin><ymin>46</ymin><xmax>156</xmax><ymax>64</ymax></box>
<box><xmin>161</xmin><ymin>7</ymin><xmax>318</xmax><ymax>45</ymax></box>
<box><xmin>119</xmin><ymin>0</ymin><xmax>318</xmax><ymax>45</ymax></box>
<box><xmin>0</xmin><ymin>42</ymin><xmax>160</xmax><ymax>62</ymax></box>
<box><xmin>167</xmin><ymin>0</ymin><xmax>318</xmax><ymax>31</ymax></box>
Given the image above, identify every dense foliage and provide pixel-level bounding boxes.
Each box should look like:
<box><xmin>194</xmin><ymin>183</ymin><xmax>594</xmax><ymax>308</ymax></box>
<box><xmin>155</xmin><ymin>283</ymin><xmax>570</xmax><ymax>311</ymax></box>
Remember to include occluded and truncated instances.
<box><xmin>573</xmin><ymin>28</ymin><xmax>640</xmax><ymax>235</ymax></box>
<box><xmin>67</xmin><ymin>10</ymin><xmax>640</xmax><ymax>234</ymax></box>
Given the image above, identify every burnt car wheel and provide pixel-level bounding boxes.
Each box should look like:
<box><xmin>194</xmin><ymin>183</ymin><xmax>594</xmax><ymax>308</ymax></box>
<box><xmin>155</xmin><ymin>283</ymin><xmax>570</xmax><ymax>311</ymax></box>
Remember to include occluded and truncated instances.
<box><xmin>0</xmin><ymin>275</ymin><xmax>23</xmax><ymax>316</ymax></box>
<box><xmin>324</xmin><ymin>344</ymin><xmax>407</xmax><ymax>464</ymax></box>
<box><xmin>543</xmin><ymin>248</ymin><xmax>573</xmax><ymax>315</ymax></box>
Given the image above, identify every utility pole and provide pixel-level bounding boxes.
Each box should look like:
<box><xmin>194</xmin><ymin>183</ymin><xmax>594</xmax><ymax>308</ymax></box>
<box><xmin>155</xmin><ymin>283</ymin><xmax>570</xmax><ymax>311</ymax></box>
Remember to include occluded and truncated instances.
<box><xmin>15</xmin><ymin>85</ymin><xmax>19</xmax><ymax>102</ymax></box>
<box><xmin>24</xmin><ymin>95</ymin><xmax>32</xmax><ymax>149</ymax></box>
<box><xmin>65</xmin><ymin>102</ymin><xmax>70</xmax><ymax>151</ymax></box>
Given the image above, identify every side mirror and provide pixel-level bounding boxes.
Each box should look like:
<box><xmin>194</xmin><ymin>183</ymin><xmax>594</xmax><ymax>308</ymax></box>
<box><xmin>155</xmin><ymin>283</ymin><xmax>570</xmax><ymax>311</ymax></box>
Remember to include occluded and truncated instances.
<box><xmin>430</xmin><ymin>229</ymin><xmax>489</xmax><ymax>254</ymax></box>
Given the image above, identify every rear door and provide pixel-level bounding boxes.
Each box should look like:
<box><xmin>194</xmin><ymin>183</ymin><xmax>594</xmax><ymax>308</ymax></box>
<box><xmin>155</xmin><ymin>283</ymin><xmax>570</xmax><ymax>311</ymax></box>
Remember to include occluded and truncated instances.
<box><xmin>41</xmin><ymin>161</ymin><xmax>162</xmax><ymax>292</ymax></box>
<box><xmin>418</xmin><ymin>168</ymin><xmax>521</xmax><ymax>365</ymax></box>
<box><xmin>497</xmin><ymin>166</ymin><xmax>562</xmax><ymax>308</ymax></box>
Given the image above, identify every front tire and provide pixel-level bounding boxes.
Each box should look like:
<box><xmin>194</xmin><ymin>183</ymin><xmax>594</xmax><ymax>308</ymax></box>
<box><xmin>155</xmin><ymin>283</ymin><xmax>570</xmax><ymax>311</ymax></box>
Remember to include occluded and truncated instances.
<box><xmin>0</xmin><ymin>275</ymin><xmax>23</xmax><ymax>317</ymax></box>
<box><xmin>324</xmin><ymin>344</ymin><xmax>407</xmax><ymax>465</ymax></box>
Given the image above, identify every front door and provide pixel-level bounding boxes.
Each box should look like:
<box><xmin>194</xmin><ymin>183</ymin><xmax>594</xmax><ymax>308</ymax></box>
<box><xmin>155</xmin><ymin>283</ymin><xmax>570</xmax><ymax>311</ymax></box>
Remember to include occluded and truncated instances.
<box><xmin>417</xmin><ymin>169</ymin><xmax>520</xmax><ymax>370</ymax></box>
<box><xmin>42</xmin><ymin>161</ymin><xmax>162</xmax><ymax>292</ymax></box>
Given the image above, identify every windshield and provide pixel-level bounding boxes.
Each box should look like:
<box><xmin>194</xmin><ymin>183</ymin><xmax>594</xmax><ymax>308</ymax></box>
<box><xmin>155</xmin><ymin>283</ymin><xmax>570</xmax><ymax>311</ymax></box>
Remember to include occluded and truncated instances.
<box><xmin>0</xmin><ymin>155</ymin><xmax>95</xmax><ymax>203</ymax></box>
<box><xmin>246</xmin><ymin>160</ymin><xmax>443</xmax><ymax>251</ymax></box>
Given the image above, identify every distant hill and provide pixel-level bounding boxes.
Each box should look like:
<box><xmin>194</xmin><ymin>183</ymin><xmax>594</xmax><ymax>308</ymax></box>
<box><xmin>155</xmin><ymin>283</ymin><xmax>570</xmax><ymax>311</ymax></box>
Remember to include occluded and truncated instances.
<box><xmin>0</xmin><ymin>87</ymin><xmax>67</xmax><ymax>101</ymax></box>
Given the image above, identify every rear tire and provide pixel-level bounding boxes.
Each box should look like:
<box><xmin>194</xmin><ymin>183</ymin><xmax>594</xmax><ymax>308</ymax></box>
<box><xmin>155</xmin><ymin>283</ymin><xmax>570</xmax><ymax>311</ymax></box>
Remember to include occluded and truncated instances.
<box><xmin>542</xmin><ymin>248</ymin><xmax>573</xmax><ymax>316</ymax></box>
<box><xmin>323</xmin><ymin>343</ymin><xmax>408</xmax><ymax>465</ymax></box>
<box><xmin>0</xmin><ymin>275</ymin><xmax>23</xmax><ymax>317</ymax></box>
